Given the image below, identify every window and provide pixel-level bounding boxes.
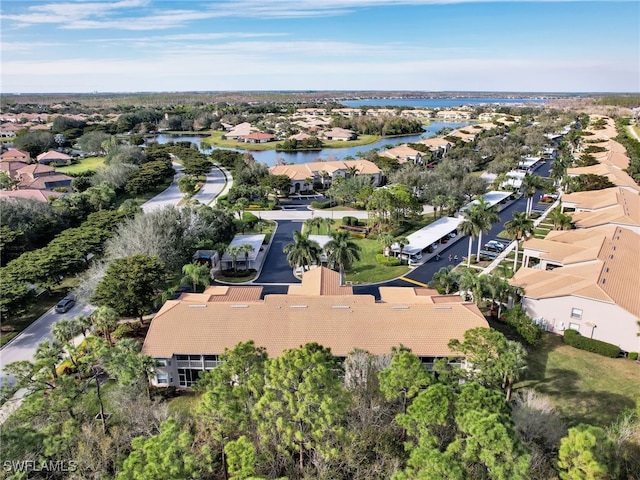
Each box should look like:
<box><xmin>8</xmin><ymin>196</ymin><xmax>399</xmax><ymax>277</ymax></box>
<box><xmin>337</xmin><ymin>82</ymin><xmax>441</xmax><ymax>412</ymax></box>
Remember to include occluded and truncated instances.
<box><xmin>156</xmin><ymin>373</ymin><xmax>168</xmax><ymax>385</ymax></box>
<box><xmin>156</xmin><ymin>358</ymin><xmax>170</xmax><ymax>367</ymax></box>
<box><xmin>569</xmin><ymin>323</ymin><xmax>580</xmax><ymax>332</ymax></box>
<box><xmin>570</xmin><ymin>308</ymin><xmax>583</xmax><ymax>319</ymax></box>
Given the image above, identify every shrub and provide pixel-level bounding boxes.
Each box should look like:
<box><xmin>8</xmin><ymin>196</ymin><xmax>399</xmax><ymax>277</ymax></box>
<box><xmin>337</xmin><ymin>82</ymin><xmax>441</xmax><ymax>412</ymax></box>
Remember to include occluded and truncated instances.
<box><xmin>628</xmin><ymin>352</ymin><xmax>638</xmax><ymax>361</ymax></box>
<box><xmin>310</xmin><ymin>200</ymin><xmax>330</xmax><ymax>209</ymax></box>
<box><xmin>242</xmin><ymin>211</ymin><xmax>258</xmax><ymax>227</ymax></box>
<box><xmin>342</xmin><ymin>216</ymin><xmax>354</xmax><ymax>226</ymax></box>
<box><xmin>376</xmin><ymin>254</ymin><xmax>401</xmax><ymax>266</ymax></box>
<box><xmin>504</xmin><ymin>306</ymin><xmax>543</xmax><ymax>346</ymax></box>
<box><xmin>563</xmin><ymin>329</ymin><xmax>621</xmax><ymax>358</ymax></box>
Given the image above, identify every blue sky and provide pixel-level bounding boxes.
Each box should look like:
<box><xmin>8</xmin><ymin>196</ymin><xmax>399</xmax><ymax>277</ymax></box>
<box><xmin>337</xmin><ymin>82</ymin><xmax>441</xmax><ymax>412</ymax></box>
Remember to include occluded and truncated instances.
<box><xmin>1</xmin><ymin>0</ymin><xmax>638</xmax><ymax>93</ymax></box>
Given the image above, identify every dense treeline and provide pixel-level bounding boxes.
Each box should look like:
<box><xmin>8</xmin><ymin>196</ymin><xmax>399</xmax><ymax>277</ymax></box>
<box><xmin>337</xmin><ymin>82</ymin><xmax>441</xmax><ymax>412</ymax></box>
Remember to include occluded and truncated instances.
<box><xmin>331</xmin><ymin>115</ymin><xmax>425</xmax><ymax>136</ymax></box>
<box><xmin>615</xmin><ymin>118</ymin><xmax>640</xmax><ymax>182</ymax></box>
<box><xmin>3</xmin><ymin>331</ymin><xmax>638</xmax><ymax>479</ymax></box>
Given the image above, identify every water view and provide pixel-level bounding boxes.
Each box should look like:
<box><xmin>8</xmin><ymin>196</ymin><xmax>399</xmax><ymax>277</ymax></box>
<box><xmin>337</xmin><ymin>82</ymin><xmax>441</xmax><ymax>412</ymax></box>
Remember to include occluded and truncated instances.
<box><xmin>151</xmin><ymin>121</ymin><xmax>471</xmax><ymax>166</ymax></box>
<box><xmin>341</xmin><ymin>97</ymin><xmax>549</xmax><ymax>109</ymax></box>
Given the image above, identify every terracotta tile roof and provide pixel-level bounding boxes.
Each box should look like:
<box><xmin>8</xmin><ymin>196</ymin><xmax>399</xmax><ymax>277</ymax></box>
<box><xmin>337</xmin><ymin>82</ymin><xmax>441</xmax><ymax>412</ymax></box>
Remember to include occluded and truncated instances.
<box><xmin>0</xmin><ymin>160</ymin><xmax>29</xmax><ymax>177</ymax></box>
<box><xmin>142</xmin><ymin>267</ymin><xmax>488</xmax><ymax>359</ymax></box>
<box><xmin>18</xmin><ymin>173</ymin><xmax>73</xmax><ymax>190</ymax></box>
<box><xmin>512</xmin><ymin>228</ymin><xmax>640</xmax><ymax>317</ymax></box>
<box><xmin>36</xmin><ymin>150</ymin><xmax>72</xmax><ymax>161</ymax></box>
<box><xmin>570</xmin><ymin>196</ymin><xmax>640</xmax><ymax>229</ymax></box>
<box><xmin>418</xmin><ymin>137</ymin><xmax>452</xmax><ymax>151</ymax></box>
<box><xmin>562</xmin><ymin>187</ymin><xmax>625</xmax><ymax>210</ymax></box>
<box><xmin>269</xmin><ymin>159</ymin><xmax>381</xmax><ymax>180</ymax></box>
<box><xmin>0</xmin><ymin>149</ymin><xmax>30</xmax><ymax>161</ymax></box>
<box><xmin>379</xmin><ymin>145</ymin><xmax>423</xmax><ymax>163</ymax></box>
<box><xmin>16</xmin><ymin>164</ymin><xmax>55</xmax><ymax>177</ymax></box>
<box><xmin>567</xmin><ymin>163</ymin><xmax>640</xmax><ymax>192</ymax></box>
<box><xmin>288</xmin><ymin>267</ymin><xmax>353</xmax><ymax>296</ymax></box>
<box><xmin>0</xmin><ymin>189</ymin><xmax>65</xmax><ymax>202</ymax></box>
<box><xmin>243</xmin><ymin>132</ymin><xmax>276</xmax><ymax>141</ymax></box>
<box><xmin>523</xmin><ymin>226</ymin><xmax>618</xmax><ymax>265</ymax></box>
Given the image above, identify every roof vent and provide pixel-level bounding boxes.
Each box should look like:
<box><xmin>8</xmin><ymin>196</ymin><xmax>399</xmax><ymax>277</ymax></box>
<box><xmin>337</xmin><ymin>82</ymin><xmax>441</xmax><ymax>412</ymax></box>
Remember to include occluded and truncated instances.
<box><xmin>290</xmin><ymin>305</ymin><xmax>308</xmax><ymax>309</ymax></box>
<box><xmin>189</xmin><ymin>304</ymin><xmax>207</xmax><ymax>308</ymax></box>
<box><xmin>391</xmin><ymin>306</ymin><xmax>409</xmax><ymax>310</ymax></box>
<box><xmin>332</xmin><ymin>305</ymin><xmax>350</xmax><ymax>309</ymax></box>
<box><xmin>230</xmin><ymin>304</ymin><xmax>248</xmax><ymax>308</ymax></box>
<box><xmin>601</xmin><ymin>278</ymin><xmax>606</xmax><ymax>284</ymax></box>
<box><xmin>433</xmin><ymin>306</ymin><xmax>453</xmax><ymax>310</ymax></box>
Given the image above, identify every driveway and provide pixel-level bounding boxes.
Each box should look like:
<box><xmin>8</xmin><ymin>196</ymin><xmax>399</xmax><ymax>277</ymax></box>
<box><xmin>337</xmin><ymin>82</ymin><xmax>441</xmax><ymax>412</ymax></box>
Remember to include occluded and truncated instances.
<box><xmin>193</xmin><ymin>164</ymin><xmax>231</xmax><ymax>206</ymax></box>
<box><xmin>254</xmin><ymin>220</ymin><xmax>301</xmax><ymax>284</ymax></box>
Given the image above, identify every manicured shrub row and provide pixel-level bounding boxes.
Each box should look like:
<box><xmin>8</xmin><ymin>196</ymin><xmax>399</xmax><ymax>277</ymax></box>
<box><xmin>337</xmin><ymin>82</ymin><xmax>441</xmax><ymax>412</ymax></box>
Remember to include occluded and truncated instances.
<box><xmin>310</xmin><ymin>201</ymin><xmax>331</xmax><ymax>209</ymax></box>
<box><xmin>342</xmin><ymin>216</ymin><xmax>360</xmax><ymax>226</ymax></box>
<box><xmin>563</xmin><ymin>329</ymin><xmax>620</xmax><ymax>358</ymax></box>
<box><xmin>628</xmin><ymin>352</ymin><xmax>638</xmax><ymax>361</ymax></box>
<box><xmin>503</xmin><ymin>306</ymin><xmax>543</xmax><ymax>346</ymax></box>
<box><xmin>376</xmin><ymin>254</ymin><xmax>401</xmax><ymax>266</ymax></box>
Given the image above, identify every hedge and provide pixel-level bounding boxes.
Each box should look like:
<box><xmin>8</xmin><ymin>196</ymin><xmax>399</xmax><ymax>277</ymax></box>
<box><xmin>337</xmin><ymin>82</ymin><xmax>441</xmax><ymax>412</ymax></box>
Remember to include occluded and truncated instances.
<box><xmin>563</xmin><ymin>329</ymin><xmax>620</xmax><ymax>358</ymax></box>
<box><xmin>629</xmin><ymin>352</ymin><xmax>638</xmax><ymax>361</ymax></box>
<box><xmin>310</xmin><ymin>201</ymin><xmax>330</xmax><ymax>209</ymax></box>
<box><xmin>376</xmin><ymin>254</ymin><xmax>401</xmax><ymax>266</ymax></box>
<box><xmin>342</xmin><ymin>216</ymin><xmax>359</xmax><ymax>226</ymax></box>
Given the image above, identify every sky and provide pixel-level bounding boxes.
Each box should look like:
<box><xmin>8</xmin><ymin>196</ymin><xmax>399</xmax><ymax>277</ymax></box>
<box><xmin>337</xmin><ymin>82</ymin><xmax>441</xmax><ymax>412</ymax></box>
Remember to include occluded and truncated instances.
<box><xmin>1</xmin><ymin>0</ymin><xmax>639</xmax><ymax>94</ymax></box>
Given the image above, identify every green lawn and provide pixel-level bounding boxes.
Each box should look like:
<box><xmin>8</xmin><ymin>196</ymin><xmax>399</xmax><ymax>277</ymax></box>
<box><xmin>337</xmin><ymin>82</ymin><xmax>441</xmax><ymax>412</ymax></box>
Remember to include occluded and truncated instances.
<box><xmin>345</xmin><ymin>237</ymin><xmax>410</xmax><ymax>284</ymax></box>
<box><xmin>56</xmin><ymin>156</ymin><xmax>105</xmax><ymax>174</ymax></box>
<box><xmin>516</xmin><ymin>333</ymin><xmax>640</xmax><ymax>427</ymax></box>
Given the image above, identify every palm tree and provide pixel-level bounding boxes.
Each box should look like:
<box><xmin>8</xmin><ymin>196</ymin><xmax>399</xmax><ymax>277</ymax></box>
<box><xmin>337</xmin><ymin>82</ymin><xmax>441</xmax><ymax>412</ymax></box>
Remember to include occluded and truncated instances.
<box><xmin>458</xmin><ymin>210</ymin><xmax>482</xmax><ymax>267</ymax></box>
<box><xmin>547</xmin><ymin>209</ymin><xmax>573</xmax><ymax>230</ymax></box>
<box><xmin>522</xmin><ymin>174</ymin><xmax>543</xmax><ymax>215</ymax></box>
<box><xmin>34</xmin><ymin>340</ymin><xmax>63</xmax><ymax>381</ymax></box>
<box><xmin>181</xmin><ymin>262</ymin><xmax>210</xmax><ymax>292</ymax></box>
<box><xmin>432</xmin><ymin>194</ymin><xmax>448</xmax><ymax>219</ymax></box>
<box><xmin>319</xmin><ymin>170</ymin><xmax>331</xmax><ymax>190</ymax></box>
<box><xmin>346</xmin><ymin>165</ymin><xmax>359</xmax><ymax>178</ymax></box>
<box><xmin>377</xmin><ymin>232</ymin><xmax>395</xmax><ymax>257</ymax></box>
<box><xmin>239</xmin><ymin>243</ymin><xmax>255</xmax><ymax>271</ymax></box>
<box><xmin>283</xmin><ymin>230</ymin><xmax>322</xmax><ymax>272</ymax></box>
<box><xmin>429</xmin><ymin>266</ymin><xmax>459</xmax><ymax>294</ymax></box>
<box><xmin>325</xmin><ymin>230</ymin><xmax>362</xmax><ymax>284</ymax></box>
<box><xmin>304</xmin><ymin>217</ymin><xmax>323</xmax><ymax>234</ymax></box>
<box><xmin>322</xmin><ymin>217</ymin><xmax>333</xmax><ymax>234</ymax></box>
<box><xmin>472</xmin><ymin>197</ymin><xmax>500</xmax><ymax>263</ymax></box>
<box><xmin>226</xmin><ymin>245</ymin><xmax>242</xmax><ymax>273</ymax></box>
<box><xmin>92</xmin><ymin>305</ymin><xmax>119</xmax><ymax>346</ymax></box>
<box><xmin>501</xmin><ymin>340</ymin><xmax>528</xmax><ymax>401</ymax></box>
<box><xmin>394</xmin><ymin>236</ymin><xmax>410</xmax><ymax>263</ymax></box>
<box><xmin>504</xmin><ymin>211</ymin><xmax>535</xmax><ymax>271</ymax></box>
<box><xmin>445</xmin><ymin>195</ymin><xmax>463</xmax><ymax>217</ymax></box>
<box><xmin>458</xmin><ymin>269</ymin><xmax>487</xmax><ymax>306</ymax></box>
<box><xmin>485</xmin><ymin>274</ymin><xmax>511</xmax><ymax>319</ymax></box>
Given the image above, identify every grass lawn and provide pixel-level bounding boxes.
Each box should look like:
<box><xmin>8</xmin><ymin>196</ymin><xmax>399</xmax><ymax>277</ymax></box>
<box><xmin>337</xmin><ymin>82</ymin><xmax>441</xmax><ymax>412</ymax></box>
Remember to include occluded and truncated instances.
<box><xmin>516</xmin><ymin>333</ymin><xmax>640</xmax><ymax>427</ymax></box>
<box><xmin>57</xmin><ymin>156</ymin><xmax>105</xmax><ymax>174</ymax></box>
<box><xmin>345</xmin><ymin>237</ymin><xmax>410</xmax><ymax>284</ymax></box>
<box><xmin>202</xmin><ymin>131</ymin><xmax>381</xmax><ymax>151</ymax></box>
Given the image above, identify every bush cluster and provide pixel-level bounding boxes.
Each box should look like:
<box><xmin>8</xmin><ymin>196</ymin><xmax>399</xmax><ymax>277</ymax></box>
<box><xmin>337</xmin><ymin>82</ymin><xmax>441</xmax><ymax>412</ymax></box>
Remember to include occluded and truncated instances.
<box><xmin>341</xmin><ymin>216</ymin><xmax>359</xmax><ymax>226</ymax></box>
<box><xmin>375</xmin><ymin>254</ymin><xmax>401</xmax><ymax>266</ymax></box>
<box><xmin>503</xmin><ymin>306</ymin><xmax>543</xmax><ymax>346</ymax></box>
<box><xmin>310</xmin><ymin>200</ymin><xmax>330</xmax><ymax>209</ymax></box>
<box><xmin>628</xmin><ymin>352</ymin><xmax>638</xmax><ymax>361</ymax></box>
<box><xmin>563</xmin><ymin>329</ymin><xmax>621</xmax><ymax>358</ymax></box>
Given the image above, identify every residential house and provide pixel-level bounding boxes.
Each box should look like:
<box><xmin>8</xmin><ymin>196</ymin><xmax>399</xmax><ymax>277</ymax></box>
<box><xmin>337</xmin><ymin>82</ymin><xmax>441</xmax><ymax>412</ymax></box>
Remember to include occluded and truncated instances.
<box><xmin>510</xmin><ymin>227</ymin><xmax>640</xmax><ymax>353</ymax></box>
<box><xmin>435</xmin><ymin>110</ymin><xmax>472</xmax><ymax>120</ymax></box>
<box><xmin>0</xmin><ymin>189</ymin><xmax>65</xmax><ymax>202</ymax></box>
<box><xmin>320</xmin><ymin>127</ymin><xmax>357</xmax><ymax>141</ymax></box>
<box><xmin>222</xmin><ymin>122</ymin><xmax>255</xmax><ymax>140</ymax></box>
<box><xmin>0</xmin><ymin>149</ymin><xmax>30</xmax><ymax>163</ymax></box>
<box><xmin>566</xmin><ymin>163</ymin><xmax>640</xmax><ymax>193</ymax></box>
<box><xmin>269</xmin><ymin>159</ymin><xmax>381</xmax><ymax>194</ymax></box>
<box><xmin>0</xmin><ymin>123</ymin><xmax>22</xmax><ymax>137</ymax></box>
<box><xmin>0</xmin><ymin>160</ymin><xmax>30</xmax><ymax>180</ymax></box>
<box><xmin>16</xmin><ymin>164</ymin><xmax>73</xmax><ymax>191</ymax></box>
<box><xmin>36</xmin><ymin>150</ymin><xmax>72</xmax><ymax>166</ymax></box>
<box><xmin>142</xmin><ymin>267</ymin><xmax>489</xmax><ymax>387</ymax></box>
<box><xmin>418</xmin><ymin>137</ymin><xmax>453</xmax><ymax>157</ymax></box>
<box><xmin>241</xmin><ymin>132</ymin><xmax>277</xmax><ymax>144</ymax></box>
<box><xmin>379</xmin><ymin>145</ymin><xmax>425</xmax><ymax>165</ymax></box>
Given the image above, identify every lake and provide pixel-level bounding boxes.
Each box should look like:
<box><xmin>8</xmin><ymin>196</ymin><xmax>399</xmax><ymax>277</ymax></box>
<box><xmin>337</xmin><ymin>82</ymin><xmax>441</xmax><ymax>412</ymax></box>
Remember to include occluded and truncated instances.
<box><xmin>151</xmin><ymin>121</ymin><xmax>471</xmax><ymax>166</ymax></box>
<box><xmin>341</xmin><ymin>96</ymin><xmax>549</xmax><ymax>108</ymax></box>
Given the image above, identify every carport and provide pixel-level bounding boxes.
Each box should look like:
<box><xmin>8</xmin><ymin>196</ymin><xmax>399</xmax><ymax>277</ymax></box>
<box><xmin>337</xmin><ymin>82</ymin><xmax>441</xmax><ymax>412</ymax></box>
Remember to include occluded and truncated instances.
<box><xmin>460</xmin><ymin>191</ymin><xmax>512</xmax><ymax>216</ymax></box>
<box><xmin>221</xmin><ymin>234</ymin><xmax>265</xmax><ymax>270</ymax></box>
<box><xmin>391</xmin><ymin>216</ymin><xmax>464</xmax><ymax>256</ymax></box>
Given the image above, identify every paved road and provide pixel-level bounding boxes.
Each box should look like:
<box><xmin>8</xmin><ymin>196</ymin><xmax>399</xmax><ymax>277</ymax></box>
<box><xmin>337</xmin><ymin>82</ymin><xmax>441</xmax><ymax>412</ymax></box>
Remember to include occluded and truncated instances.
<box><xmin>255</xmin><ymin>220</ymin><xmax>301</xmax><ymax>284</ymax></box>
<box><xmin>0</xmin><ymin>303</ymin><xmax>96</xmax><ymax>388</ymax></box>
<box><xmin>141</xmin><ymin>162</ymin><xmax>184</xmax><ymax>212</ymax></box>
<box><xmin>193</xmin><ymin>164</ymin><xmax>231</xmax><ymax>205</ymax></box>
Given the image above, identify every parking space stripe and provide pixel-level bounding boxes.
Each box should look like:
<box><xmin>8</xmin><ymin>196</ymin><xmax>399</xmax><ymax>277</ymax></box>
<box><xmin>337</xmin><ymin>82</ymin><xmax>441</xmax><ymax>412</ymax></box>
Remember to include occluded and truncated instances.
<box><xmin>399</xmin><ymin>276</ymin><xmax>429</xmax><ymax>287</ymax></box>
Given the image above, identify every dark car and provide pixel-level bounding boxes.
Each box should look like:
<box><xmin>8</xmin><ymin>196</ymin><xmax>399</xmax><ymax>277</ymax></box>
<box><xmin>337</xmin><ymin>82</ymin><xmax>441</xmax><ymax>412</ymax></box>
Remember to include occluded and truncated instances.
<box><xmin>55</xmin><ymin>296</ymin><xmax>75</xmax><ymax>314</ymax></box>
<box><xmin>484</xmin><ymin>240</ymin><xmax>505</xmax><ymax>253</ymax></box>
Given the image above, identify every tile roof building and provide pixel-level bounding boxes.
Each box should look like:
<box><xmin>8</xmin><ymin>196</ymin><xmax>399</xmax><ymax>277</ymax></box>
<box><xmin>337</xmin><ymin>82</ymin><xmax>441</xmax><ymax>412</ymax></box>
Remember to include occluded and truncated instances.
<box><xmin>16</xmin><ymin>164</ymin><xmax>73</xmax><ymax>191</ymax></box>
<box><xmin>142</xmin><ymin>267</ymin><xmax>488</xmax><ymax>387</ymax></box>
<box><xmin>0</xmin><ymin>149</ymin><xmax>30</xmax><ymax>163</ymax></box>
<box><xmin>379</xmin><ymin>145</ymin><xmax>425</xmax><ymax>165</ymax></box>
<box><xmin>36</xmin><ymin>150</ymin><xmax>72</xmax><ymax>165</ymax></box>
<box><xmin>269</xmin><ymin>160</ymin><xmax>381</xmax><ymax>194</ymax></box>
<box><xmin>511</xmin><ymin>227</ymin><xmax>640</xmax><ymax>352</ymax></box>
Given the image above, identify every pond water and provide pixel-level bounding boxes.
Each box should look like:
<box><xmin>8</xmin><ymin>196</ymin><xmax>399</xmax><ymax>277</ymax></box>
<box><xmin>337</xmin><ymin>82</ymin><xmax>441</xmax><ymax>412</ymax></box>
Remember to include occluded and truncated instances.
<box><xmin>150</xmin><ymin>121</ymin><xmax>471</xmax><ymax>166</ymax></box>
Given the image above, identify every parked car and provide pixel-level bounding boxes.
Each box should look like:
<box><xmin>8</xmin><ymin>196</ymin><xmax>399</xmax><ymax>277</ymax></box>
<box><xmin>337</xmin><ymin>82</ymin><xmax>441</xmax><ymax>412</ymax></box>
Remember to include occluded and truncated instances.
<box><xmin>55</xmin><ymin>296</ymin><xmax>75</xmax><ymax>314</ymax></box>
<box><xmin>484</xmin><ymin>240</ymin><xmax>505</xmax><ymax>252</ymax></box>
<box><xmin>540</xmin><ymin>193</ymin><xmax>559</xmax><ymax>202</ymax></box>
